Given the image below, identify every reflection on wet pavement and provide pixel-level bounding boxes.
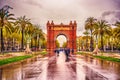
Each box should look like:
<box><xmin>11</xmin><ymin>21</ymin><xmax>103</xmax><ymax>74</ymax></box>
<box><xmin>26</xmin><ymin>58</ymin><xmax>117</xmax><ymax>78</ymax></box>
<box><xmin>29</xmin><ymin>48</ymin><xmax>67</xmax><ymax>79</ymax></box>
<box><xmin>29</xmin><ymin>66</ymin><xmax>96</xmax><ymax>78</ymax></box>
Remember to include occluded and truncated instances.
<box><xmin>47</xmin><ymin>52</ymin><xmax>76</xmax><ymax>80</ymax></box>
<box><xmin>0</xmin><ymin>52</ymin><xmax>120</xmax><ymax>80</ymax></box>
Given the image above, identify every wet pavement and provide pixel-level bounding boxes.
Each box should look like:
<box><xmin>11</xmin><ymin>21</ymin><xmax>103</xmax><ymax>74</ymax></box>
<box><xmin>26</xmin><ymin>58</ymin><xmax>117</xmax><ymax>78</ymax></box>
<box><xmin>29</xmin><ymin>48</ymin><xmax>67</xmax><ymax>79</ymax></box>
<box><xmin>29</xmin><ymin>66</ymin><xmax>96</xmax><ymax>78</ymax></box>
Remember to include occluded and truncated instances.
<box><xmin>0</xmin><ymin>52</ymin><xmax>120</xmax><ymax>80</ymax></box>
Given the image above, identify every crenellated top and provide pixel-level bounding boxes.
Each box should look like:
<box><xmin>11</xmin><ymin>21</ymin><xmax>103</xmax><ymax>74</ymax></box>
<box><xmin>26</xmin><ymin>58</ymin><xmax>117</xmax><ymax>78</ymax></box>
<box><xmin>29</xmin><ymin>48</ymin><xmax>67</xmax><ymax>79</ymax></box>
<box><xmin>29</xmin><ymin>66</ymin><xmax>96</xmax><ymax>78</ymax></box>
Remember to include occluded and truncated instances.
<box><xmin>69</xmin><ymin>21</ymin><xmax>77</xmax><ymax>26</ymax></box>
<box><xmin>47</xmin><ymin>21</ymin><xmax>77</xmax><ymax>27</ymax></box>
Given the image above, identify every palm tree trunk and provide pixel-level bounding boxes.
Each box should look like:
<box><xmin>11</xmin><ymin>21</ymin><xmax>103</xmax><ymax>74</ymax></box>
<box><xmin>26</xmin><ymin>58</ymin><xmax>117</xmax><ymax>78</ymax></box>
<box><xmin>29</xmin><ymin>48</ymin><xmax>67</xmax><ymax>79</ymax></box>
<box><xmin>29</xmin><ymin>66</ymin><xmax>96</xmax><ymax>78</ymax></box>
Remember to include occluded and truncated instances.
<box><xmin>90</xmin><ymin>30</ymin><xmax>93</xmax><ymax>51</ymax></box>
<box><xmin>1</xmin><ymin>21</ymin><xmax>4</xmax><ymax>53</ymax></box>
<box><xmin>86</xmin><ymin>35</ymin><xmax>89</xmax><ymax>51</ymax></box>
<box><xmin>96</xmin><ymin>34</ymin><xmax>98</xmax><ymax>47</ymax></box>
<box><xmin>35</xmin><ymin>38</ymin><xmax>37</xmax><ymax>51</ymax></box>
<box><xmin>21</xmin><ymin>29</ymin><xmax>24</xmax><ymax>51</ymax></box>
<box><xmin>12</xmin><ymin>38</ymin><xmax>15</xmax><ymax>50</ymax></box>
<box><xmin>111</xmin><ymin>38</ymin><xmax>113</xmax><ymax>52</ymax></box>
<box><xmin>86</xmin><ymin>39</ymin><xmax>87</xmax><ymax>51</ymax></box>
<box><xmin>86</xmin><ymin>37</ymin><xmax>88</xmax><ymax>51</ymax></box>
<box><xmin>31</xmin><ymin>38</ymin><xmax>32</xmax><ymax>48</ymax></box>
<box><xmin>38</xmin><ymin>35</ymin><xmax>40</xmax><ymax>50</ymax></box>
<box><xmin>93</xmin><ymin>34</ymin><xmax>99</xmax><ymax>54</ymax></box>
<box><xmin>1</xmin><ymin>28</ymin><xmax>4</xmax><ymax>53</ymax></box>
<box><xmin>101</xmin><ymin>34</ymin><xmax>104</xmax><ymax>51</ymax></box>
<box><xmin>38</xmin><ymin>39</ymin><xmax>39</xmax><ymax>50</ymax></box>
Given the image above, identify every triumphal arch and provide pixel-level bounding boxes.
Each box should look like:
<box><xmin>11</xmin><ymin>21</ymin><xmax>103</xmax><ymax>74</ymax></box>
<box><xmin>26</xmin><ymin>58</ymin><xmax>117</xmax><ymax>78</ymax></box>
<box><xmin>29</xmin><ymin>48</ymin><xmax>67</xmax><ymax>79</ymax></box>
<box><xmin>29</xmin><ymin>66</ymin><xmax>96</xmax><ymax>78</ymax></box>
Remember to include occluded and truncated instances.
<box><xmin>47</xmin><ymin>21</ymin><xmax>77</xmax><ymax>56</ymax></box>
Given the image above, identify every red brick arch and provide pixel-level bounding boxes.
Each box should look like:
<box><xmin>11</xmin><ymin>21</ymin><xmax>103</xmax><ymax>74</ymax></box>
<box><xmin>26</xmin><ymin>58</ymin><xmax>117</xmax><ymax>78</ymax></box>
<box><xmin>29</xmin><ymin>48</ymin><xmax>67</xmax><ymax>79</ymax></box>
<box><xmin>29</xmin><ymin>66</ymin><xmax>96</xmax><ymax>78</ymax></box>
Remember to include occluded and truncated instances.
<box><xmin>47</xmin><ymin>21</ymin><xmax>77</xmax><ymax>56</ymax></box>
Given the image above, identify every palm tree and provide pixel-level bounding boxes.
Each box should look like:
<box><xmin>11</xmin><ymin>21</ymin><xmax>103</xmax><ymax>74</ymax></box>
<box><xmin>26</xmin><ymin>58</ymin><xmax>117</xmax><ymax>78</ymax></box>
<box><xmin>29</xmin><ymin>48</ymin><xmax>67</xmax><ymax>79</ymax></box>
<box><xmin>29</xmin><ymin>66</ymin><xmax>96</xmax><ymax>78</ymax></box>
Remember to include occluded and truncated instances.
<box><xmin>114</xmin><ymin>21</ymin><xmax>120</xmax><ymax>50</ymax></box>
<box><xmin>0</xmin><ymin>5</ymin><xmax>14</xmax><ymax>52</ymax></box>
<box><xmin>15</xmin><ymin>16</ymin><xmax>30</xmax><ymax>50</ymax></box>
<box><xmin>85</xmin><ymin>17</ymin><xmax>96</xmax><ymax>51</ymax></box>
<box><xmin>114</xmin><ymin>21</ymin><xmax>120</xmax><ymax>38</ymax></box>
<box><xmin>83</xmin><ymin>30</ymin><xmax>90</xmax><ymax>51</ymax></box>
<box><xmin>92</xmin><ymin>22</ymin><xmax>100</xmax><ymax>53</ymax></box>
<box><xmin>93</xmin><ymin>23</ymin><xmax>99</xmax><ymax>44</ymax></box>
<box><xmin>33</xmin><ymin>26</ymin><xmax>44</xmax><ymax>50</ymax></box>
<box><xmin>4</xmin><ymin>22</ymin><xmax>15</xmax><ymax>51</ymax></box>
<box><xmin>25</xmin><ymin>23</ymin><xmax>34</xmax><ymax>48</ymax></box>
<box><xmin>96</xmin><ymin>20</ymin><xmax>111</xmax><ymax>51</ymax></box>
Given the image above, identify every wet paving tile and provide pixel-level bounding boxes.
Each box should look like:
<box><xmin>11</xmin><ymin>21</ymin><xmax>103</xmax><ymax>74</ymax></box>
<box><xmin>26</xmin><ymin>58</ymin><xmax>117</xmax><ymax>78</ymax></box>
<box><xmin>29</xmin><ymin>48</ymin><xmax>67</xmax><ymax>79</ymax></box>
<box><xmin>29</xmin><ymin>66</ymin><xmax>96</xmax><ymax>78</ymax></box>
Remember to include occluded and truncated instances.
<box><xmin>0</xmin><ymin>52</ymin><xmax>120</xmax><ymax>80</ymax></box>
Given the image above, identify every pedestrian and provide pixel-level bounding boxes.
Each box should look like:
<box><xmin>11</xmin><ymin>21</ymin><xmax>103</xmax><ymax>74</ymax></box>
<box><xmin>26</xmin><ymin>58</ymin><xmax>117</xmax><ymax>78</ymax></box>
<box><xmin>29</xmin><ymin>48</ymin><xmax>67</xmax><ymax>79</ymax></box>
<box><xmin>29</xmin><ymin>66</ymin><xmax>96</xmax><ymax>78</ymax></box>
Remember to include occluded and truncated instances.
<box><xmin>64</xmin><ymin>48</ymin><xmax>70</xmax><ymax>62</ymax></box>
<box><xmin>68</xmin><ymin>48</ymin><xmax>70</xmax><ymax>55</ymax></box>
<box><xmin>54</xmin><ymin>49</ymin><xmax>56</xmax><ymax>53</ymax></box>
<box><xmin>71</xmin><ymin>49</ymin><xmax>74</xmax><ymax>54</ymax></box>
<box><xmin>56</xmin><ymin>49</ymin><xmax>60</xmax><ymax>56</ymax></box>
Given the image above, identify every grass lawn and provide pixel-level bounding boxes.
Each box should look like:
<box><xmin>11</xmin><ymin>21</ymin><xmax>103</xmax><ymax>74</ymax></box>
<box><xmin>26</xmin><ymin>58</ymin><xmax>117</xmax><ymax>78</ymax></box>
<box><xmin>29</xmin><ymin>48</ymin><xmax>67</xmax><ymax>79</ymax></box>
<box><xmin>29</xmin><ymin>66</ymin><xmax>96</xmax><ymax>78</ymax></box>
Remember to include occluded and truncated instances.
<box><xmin>0</xmin><ymin>51</ymin><xmax>48</xmax><ymax>66</ymax></box>
<box><xmin>76</xmin><ymin>52</ymin><xmax>84</xmax><ymax>55</ymax></box>
<box><xmin>94</xmin><ymin>55</ymin><xmax>120</xmax><ymax>62</ymax></box>
<box><xmin>40</xmin><ymin>51</ymin><xmax>47</xmax><ymax>56</ymax></box>
<box><xmin>0</xmin><ymin>55</ymin><xmax>32</xmax><ymax>66</ymax></box>
<box><xmin>77</xmin><ymin>52</ymin><xmax>120</xmax><ymax>62</ymax></box>
<box><xmin>33</xmin><ymin>51</ymin><xmax>48</xmax><ymax>56</ymax></box>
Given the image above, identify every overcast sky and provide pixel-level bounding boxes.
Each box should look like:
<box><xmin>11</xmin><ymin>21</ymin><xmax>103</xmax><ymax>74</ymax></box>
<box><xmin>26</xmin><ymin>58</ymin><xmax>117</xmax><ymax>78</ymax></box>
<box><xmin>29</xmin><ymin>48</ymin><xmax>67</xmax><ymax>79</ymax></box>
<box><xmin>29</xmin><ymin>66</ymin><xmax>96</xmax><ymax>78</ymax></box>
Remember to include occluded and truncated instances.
<box><xmin>0</xmin><ymin>0</ymin><xmax>120</xmax><ymax>36</ymax></box>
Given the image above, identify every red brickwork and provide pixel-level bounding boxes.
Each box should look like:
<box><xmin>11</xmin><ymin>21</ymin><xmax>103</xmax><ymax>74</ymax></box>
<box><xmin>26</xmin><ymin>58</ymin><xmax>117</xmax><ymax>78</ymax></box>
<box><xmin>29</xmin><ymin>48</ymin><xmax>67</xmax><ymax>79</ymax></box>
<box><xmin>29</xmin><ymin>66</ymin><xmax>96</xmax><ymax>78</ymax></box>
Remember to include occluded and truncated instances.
<box><xmin>47</xmin><ymin>21</ymin><xmax>77</xmax><ymax>56</ymax></box>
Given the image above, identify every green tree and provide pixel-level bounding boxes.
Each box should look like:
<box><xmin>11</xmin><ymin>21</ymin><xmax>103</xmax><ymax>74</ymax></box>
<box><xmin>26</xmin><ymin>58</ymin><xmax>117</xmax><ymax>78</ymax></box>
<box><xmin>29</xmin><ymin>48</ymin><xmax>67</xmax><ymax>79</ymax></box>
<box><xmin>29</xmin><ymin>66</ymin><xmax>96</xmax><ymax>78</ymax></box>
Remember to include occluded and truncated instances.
<box><xmin>85</xmin><ymin>17</ymin><xmax>96</xmax><ymax>51</ymax></box>
<box><xmin>114</xmin><ymin>21</ymin><xmax>120</xmax><ymax>38</ymax></box>
<box><xmin>32</xmin><ymin>25</ymin><xmax>45</xmax><ymax>50</ymax></box>
<box><xmin>114</xmin><ymin>21</ymin><xmax>120</xmax><ymax>50</ymax></box>
<box><xmin>4</xmin><ymin>22</ymin><xmax>16</xmax><ymax>51</ymax></box>
<box><xmin>93</xmin><ymin>22</ymin><xmax>99</xmax><ymax>44</ymax></box>
<box><xmin>41</xmin><ymin>40</ymin><xmax>47</xmax><ymax>49</ymax></box>
<box><xmin>0</xmin><ymin>5</ymin><xmax>14</xmax><ymax>52</ymax></box>
<box><xmin>55</xmin><ymin>40</ymin><xmax>60</xmax><ymax>48</ymax></box>
<box><xmin>56</xmin><ymin>40</ymin><xmax>60</xmax><ymax>48</ymax></box>
<box><xmin>95</xmin><ymin>20</ymin><xmax>111</xmax><ymax>51</ymax></box>
<box><xmin>15</xmin><ymin>16</ymin><xmax>30</xmax><ymax>50</ymax></box>
<box><xmin>83</xmin><ymin>30</ymin><xmax>90</xmax><ymax>51</ymax></box>
<box><xmin>62</xmin><ymin>42</ymin><xmax>67</xmax><ymax>48</ymax></box>
<box><xmin>24</xmin><ymin>23</ymin><xmax>34</xmax><ymax>47</ymax></box>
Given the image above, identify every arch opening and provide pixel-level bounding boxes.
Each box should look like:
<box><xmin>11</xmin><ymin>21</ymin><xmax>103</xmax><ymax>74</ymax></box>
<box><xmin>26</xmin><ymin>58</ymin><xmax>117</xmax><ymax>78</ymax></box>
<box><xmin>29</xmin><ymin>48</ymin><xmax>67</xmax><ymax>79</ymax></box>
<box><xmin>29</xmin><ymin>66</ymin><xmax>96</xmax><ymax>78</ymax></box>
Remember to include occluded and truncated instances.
<box><xmin>56</xmin><ymin>35</ymin><xmax>67</xmax><ymax>48</ymax></box>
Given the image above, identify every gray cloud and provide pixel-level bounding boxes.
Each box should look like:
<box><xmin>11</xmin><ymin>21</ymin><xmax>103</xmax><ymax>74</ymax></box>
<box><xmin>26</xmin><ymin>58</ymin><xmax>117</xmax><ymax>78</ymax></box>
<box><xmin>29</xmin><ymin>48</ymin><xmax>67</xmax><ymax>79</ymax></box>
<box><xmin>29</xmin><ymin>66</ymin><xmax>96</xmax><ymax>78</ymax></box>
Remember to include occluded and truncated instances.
<box><xmin>0</xmin><ymin>0</ymin><xmax>5</xmax><ymax>8</ymax></box>
<box><xmin>114</xmin><ymin>0</ymin><xmax>120</xmax><ymax>9</ymax></box>
<box><xmin>0</xmin><ymin>0</ymin><xmax>119</xmax><ymax>36</ymax></box>
<box><xmin>102</xmin><ymin>11</ymin><xmax>120</xmax><ymax>24</ymax></box>
<box><xmin>102</xmin><ymin>11</ymin><xmax>115</xmax><ymax>18</ymax></box>
<box><xmin>24</xmin><ymin>0</ymin><xmax>43</xmax><ymax>8</ymax></box>
<box><xmin>115</xmin><ymin>12</ymin><xmax>120</xmax><ymax>20</ymax></box>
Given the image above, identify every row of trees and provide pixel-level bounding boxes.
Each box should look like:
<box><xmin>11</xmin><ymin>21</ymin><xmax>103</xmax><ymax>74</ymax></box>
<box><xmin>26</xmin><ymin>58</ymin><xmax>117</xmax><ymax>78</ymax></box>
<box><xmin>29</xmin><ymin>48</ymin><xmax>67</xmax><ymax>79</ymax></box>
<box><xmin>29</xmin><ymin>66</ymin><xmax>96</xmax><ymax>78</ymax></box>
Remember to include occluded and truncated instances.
<box><xmin>0</xmin><ymin>5</ymin><xmax>46</xmax><ymax>53</ymax></box>
<box><xmin>82</xmin><ymin>17</ymin><xmax>120</xmax><ymax>52</ymax></box>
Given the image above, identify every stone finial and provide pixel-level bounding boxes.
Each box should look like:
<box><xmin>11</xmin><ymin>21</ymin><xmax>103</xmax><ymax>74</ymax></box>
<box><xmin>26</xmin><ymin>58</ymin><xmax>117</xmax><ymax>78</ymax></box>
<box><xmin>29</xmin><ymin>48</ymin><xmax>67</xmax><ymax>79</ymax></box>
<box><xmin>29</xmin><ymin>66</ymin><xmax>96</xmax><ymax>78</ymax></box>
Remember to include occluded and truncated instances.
<box><xmin>61</xmin><ymin>23</ymin><xmax>63</xmax><ymax>25</ymax></box>
<box><xmin>69</xmin><ymin>21</ymin><xmax>72</xmax><ymax>25</ymax></box>
<box><xmin>47</xmin><ymin>21</ymin><xmax>50</xmax><ymax>25</ymax></box>
<box><xmin>51</xmin><ymin>20</ymin><xmax>54</xmax><ymax>25</ymax></box>
<box><xmin>74</xmin><ymin>20</ymin><xmax>77</xmax><ymax>25</ymax></box>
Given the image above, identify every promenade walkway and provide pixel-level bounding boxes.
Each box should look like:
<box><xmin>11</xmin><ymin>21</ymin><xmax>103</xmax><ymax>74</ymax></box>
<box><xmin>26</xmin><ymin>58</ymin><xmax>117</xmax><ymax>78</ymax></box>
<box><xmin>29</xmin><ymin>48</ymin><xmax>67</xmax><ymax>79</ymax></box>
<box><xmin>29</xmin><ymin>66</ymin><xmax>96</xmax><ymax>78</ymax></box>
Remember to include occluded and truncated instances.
<box><xmin>0</xmin><ymin>51</ymin><xmax>120</xmax><ymax>80</ymax></box>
